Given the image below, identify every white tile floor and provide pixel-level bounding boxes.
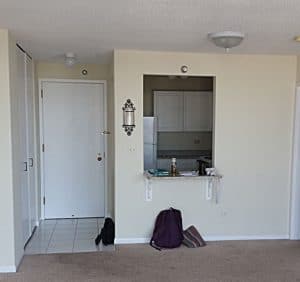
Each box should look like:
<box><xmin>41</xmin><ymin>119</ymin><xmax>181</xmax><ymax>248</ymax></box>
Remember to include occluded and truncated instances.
<box><xmin>25</xmin><ymin>218</ymin><xmax>115</xmax><ymax>255</ymax></box>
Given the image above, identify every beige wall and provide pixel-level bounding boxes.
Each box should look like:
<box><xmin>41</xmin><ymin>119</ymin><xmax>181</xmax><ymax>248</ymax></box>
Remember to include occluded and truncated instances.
<box><xmin>0</xmin><ymin>28</ymin><xmax>15</xmax><ymax>271</ymax></box>
<box><xmin>35</xmin><ymin>62</ymin><xmax>114</xmax><ymax>218</ymax></box>
<box><xmin>36</xmin><ymin>62</ymin><xmax>109</xmax><ymax>80</ymax></box>
<box><xmin>114</xmin><ymin>50</ymin><xmax>296</xmax><ymax>240</ymax></box>
<box><xmin>9</xmin><ymin>34</ymin><xmax>24</xmax><ymax>271</ymax></box>
<box><xmin>297</xmin><ymin>56</ymin><xmax>300</xmax><ymax>83</ymax></box>
<box><xmin>107</xmin><ymin>59</ymin><xmax>115</xmax><ymax>218</ymax></box>
<box><xmin>144</xmin><ymin>75</ymin><xmax>213</xmax><ymax>116</ymax></box>
<box><xmin>0</xmin><ymin>29</ymin><xmax>23</xmax><ymax>271</ymax></box>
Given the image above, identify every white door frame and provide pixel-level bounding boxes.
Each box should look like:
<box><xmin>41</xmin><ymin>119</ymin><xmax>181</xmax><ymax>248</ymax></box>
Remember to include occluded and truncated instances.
<box><xmin>38</xmin><ymin>79</ymin><xmax>108</xmax><ymax>220</ymax></box>
<box><xmin>290</xmin><ymin>86</ymin><xmax>300</xmax><ymax>239</ymax></box>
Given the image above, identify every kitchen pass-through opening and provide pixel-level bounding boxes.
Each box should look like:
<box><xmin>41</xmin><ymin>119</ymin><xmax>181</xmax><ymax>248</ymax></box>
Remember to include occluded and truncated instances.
<box><xmin>143</xmin><ymin>75</ymin><xmax>215</xmax><ymax>176</ymax></box>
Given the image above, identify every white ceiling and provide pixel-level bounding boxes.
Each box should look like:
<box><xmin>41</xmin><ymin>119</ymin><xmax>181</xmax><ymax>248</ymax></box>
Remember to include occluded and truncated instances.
<box><xmin>1</xmin><ymin>0</ymin><xmax>300</xmax><ymax>63</ymax></box>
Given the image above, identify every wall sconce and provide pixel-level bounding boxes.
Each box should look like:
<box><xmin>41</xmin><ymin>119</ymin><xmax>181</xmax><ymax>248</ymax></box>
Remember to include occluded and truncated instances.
<box><xmin>122</xmin><ymin>99</ymin><xmax>136</xmax><ymax>136</ymax></box>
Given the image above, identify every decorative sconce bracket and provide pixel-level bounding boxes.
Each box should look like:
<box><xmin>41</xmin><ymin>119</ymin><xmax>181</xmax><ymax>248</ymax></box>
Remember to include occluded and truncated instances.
<box><xmin>122</xmin><ymin>99</ymin><xmax>136</xmax><ymax>136</ymax></box>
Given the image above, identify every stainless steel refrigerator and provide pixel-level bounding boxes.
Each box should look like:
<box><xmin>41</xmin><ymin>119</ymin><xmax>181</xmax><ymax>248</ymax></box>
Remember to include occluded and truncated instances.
<box><xmin>144</xmin><ymin>117</ymin><xmax>157</xmax><ymax>170</ymax></box>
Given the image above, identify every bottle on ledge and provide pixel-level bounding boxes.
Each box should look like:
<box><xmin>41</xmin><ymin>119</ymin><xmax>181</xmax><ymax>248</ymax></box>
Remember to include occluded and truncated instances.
<box><xmin>170</xmin><ymin>157</ymin><xmax>177</xmax><ymax>176</ymax></box>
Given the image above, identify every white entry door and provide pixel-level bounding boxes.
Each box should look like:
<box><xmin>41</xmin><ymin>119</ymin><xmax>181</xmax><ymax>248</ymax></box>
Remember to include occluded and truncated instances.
<box><xmin>42</xmin><ymin>81</ymin><xmax>106</xmax><ymax>218</ymax></box>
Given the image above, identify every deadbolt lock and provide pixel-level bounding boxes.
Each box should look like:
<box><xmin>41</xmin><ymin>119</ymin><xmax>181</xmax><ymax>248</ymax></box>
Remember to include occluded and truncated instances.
<box><xmin>97</xmin><ymin>153</ymin><xmax>102</xmax><ymax>162</ymax></box>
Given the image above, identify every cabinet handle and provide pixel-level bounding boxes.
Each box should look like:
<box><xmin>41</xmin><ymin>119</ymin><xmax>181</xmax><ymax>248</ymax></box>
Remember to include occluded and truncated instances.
<box><xmin>29</xmin><ymin>158</ymin><xmax>33</xmax><ymax>167</ymax></box>
<box><xmin>24</xmin><ymin>162</ymin><xmax>28</xmax><ymax>172</ymax></box>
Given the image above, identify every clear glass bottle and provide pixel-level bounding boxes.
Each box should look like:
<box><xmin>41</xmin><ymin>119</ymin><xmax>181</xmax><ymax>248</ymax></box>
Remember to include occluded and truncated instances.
<box><xmin>171</xmin><ymin>157</ymin><xmax>177</xmax><ymax>176</ymax></box>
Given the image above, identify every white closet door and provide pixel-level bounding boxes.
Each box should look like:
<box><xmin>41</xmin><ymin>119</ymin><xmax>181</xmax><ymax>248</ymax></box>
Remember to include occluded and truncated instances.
<box><xmin>25</xmin><ymin>55</ymin><xmax>36</xmax><ymax>232</ymax></box>
<box><xmin>16</xmin><ymin>48</ymin><xmax>31</xmax><ymax>245</ymax></box>
<box><xmin>42</xmin><ymin>81</ymin><xmax>106</xmax><ymax>218</ymax></box>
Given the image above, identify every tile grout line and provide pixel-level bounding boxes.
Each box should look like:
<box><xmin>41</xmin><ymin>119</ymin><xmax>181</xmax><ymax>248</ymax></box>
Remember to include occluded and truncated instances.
<box><xmin>45</xmin><ymin>220</ymin><xmax>58</xmax><ymax>254</ymax></box>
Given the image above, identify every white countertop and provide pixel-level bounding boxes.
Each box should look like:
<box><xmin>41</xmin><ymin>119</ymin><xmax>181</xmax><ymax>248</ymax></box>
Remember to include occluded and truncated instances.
<box><xmin>144</xmin><ymin>171</ymin><xmax>222</xmax><ymax>180</ymax></box>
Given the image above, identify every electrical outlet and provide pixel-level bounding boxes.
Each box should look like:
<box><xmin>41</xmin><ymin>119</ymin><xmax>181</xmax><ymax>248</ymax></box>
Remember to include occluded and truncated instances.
<box><xmin>206</xmin><ymin>184</ymin><xmax>212</xmax><ymax>200</ymax></box>
<box><xmin>221</xmin><ymin>211</ymin><xmax>227</xmax><ymax>217</ymax></box>
<box><xmin>146</xmin><ymin>184</ymin><xmax>152</xmax><ymax>201</ymax></box>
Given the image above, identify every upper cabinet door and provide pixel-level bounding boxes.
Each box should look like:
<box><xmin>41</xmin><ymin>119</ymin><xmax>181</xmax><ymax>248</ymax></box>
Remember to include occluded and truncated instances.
<box><xmin>184</xmin><ymin>91</ymin><xmax>213</xmax><ymax>131</ymax></box>
<box><xmin>154</xmin><ymin>91</ymin><xmax>184</xmax><ymax>131</ymax></box>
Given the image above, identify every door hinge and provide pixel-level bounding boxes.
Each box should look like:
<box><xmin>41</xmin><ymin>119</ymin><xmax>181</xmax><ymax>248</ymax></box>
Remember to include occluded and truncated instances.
<box><xmin>43</xmin><ymin>197</ymin><xmax>45</xmax><ymax>205</ymax></box>
<box><xmin>42</xmin><ymin>144</ymin><xmax>45</xmax><ymax>152</ymax></box>
<box><xmin>41</xmin><ymin>89</ymin><xmax>43</xmax><ymax>98</ymax></box>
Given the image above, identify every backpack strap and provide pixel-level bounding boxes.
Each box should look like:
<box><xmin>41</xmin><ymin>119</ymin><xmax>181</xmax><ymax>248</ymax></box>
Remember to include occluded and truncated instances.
<box><xmin>150</xmin><ymin>238</ymin><xmax>161</xmax><ymax>251</ymax></box>
<box><xmin>95</xmin><ymin>230</ymin><xmax>103</xmax><ymax>246</ymax></box>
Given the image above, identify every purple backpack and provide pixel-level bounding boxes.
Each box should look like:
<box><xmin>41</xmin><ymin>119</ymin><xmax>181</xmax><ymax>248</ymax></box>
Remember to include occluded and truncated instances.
<box><xmin>150</xmin><ymin>208</ymin><xmax>183</xmax><ymax>250</ymax></box>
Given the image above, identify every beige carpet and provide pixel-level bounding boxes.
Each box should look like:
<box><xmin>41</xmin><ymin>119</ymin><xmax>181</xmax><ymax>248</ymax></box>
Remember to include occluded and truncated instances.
<box><xmin>1</xmin><ymin>240</ymin><xmax>300</xmax><ymax>282</ymax></box>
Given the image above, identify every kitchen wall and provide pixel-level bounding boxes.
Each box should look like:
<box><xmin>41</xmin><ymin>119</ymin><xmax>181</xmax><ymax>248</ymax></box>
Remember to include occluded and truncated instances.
<box><xmin>143</xmin><ymin>75</ymin><xmax>213</xmax><ymax>116</ymax></box>
<box><xmin>158</xmin><ymin>132</ymin><xmax>212</xmax><ymax>151</ymax></box>
<box><xmin>35</xmin><ymin>62</ymin><xmax>114</xmax><ymax>218</ymax></box>
<box><xmin>114</xmin><ymin>50</ymin><xmax>296</xmax><ymax>241</ymax></box>
<box><xmin>144</xmin><ymin>75</ymin><xmax>213</xmax><ymax>151</ymax></box>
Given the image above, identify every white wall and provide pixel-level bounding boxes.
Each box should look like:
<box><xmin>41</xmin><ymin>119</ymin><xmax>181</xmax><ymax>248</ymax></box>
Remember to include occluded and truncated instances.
<box><xmin>113</xmin><ymin>50</ymin><xmax>297</xmax><ymax>241</ymax></box>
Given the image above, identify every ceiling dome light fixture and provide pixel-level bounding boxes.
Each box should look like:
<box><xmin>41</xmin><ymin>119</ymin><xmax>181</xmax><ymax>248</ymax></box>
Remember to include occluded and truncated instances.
<box><xmin>294</xmin><ymin>36</ymin><xmax>300</xmax><ymax>42</ymax></box>
<box><xmin>64</xmin><ymin>52</ymin><xmax>77</xmax><ymax>67</ymax></box>
<box><xmin>208</xmin><ymin>31</ymin><xmax>245</xmax><ymax>52</ymax></box>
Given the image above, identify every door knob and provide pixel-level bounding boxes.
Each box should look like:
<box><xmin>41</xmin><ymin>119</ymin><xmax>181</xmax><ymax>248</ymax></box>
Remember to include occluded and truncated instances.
<box><xmin>97</xmin><ymin>153</ymin><xmax>102</xmax><ymax>161</ymax></box>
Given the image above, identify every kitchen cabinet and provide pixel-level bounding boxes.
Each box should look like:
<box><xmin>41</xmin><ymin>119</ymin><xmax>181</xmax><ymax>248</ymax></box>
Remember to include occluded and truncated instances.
<box><xmin>154</xmin><ymin>91</ymin><xmax>184</xmax><ymax>131</ymax></box>
<box><xmin>184</xmin><ymin>91</ymin><xmax>213</xmax><ymax>131</ymax></box>
<box><xmin>154</xmin><ymin>91</ymin><xmax>213</xmax><ymax>132</ymax></box>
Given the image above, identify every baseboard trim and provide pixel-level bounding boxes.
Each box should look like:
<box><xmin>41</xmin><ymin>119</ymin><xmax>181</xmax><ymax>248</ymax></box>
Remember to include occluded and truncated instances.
<box><xmin>115</xmin><ymin>235</ymin><xmax>289</xmax><ymax>244</ymax></box>
<box><xmin>289</xmin><ymin>234</ymin><xmax>300</xmax><ymax>240</ymax></box>
<box><xmin>115</xmin><ymin>238</ymin><xmax>150</xmax><ymax>244</ymax></box>
<box><xmin>203</xmin><ymin>235</ymin><xmax>290</xmax><ymax>241</ymax></box>
<box><xmin>0</xmin><ymin>265</ymin><xmax>17</xmax><ymax>273</ymax></box>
